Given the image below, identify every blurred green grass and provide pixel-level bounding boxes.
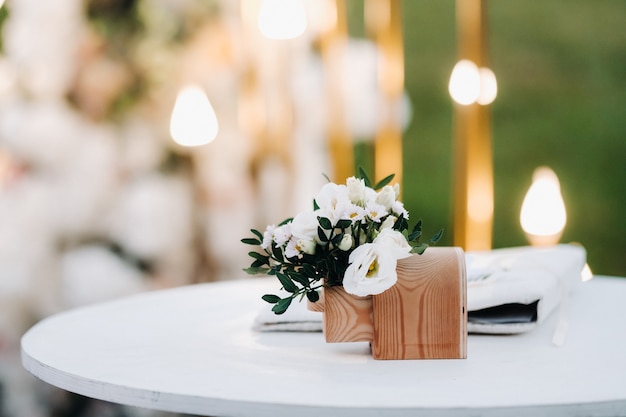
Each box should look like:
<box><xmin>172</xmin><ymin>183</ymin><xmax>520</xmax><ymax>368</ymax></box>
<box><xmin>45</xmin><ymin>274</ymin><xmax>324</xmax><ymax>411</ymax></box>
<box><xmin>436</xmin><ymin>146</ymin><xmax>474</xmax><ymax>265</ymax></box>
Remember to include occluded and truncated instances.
<box><xmin>382</xmin><ymin>1</ymin><xmax>625</xmax><ymax>276</ymax></box>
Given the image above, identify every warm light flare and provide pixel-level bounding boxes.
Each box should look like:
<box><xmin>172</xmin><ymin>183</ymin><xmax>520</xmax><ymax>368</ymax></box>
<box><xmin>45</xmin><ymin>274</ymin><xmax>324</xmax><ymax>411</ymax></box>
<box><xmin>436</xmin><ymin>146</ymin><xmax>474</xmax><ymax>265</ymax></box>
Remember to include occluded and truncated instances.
<box><xmin>169</xmin><ymin>85</ymin><xmax>219</xmax><ymax>147</ymax></box>
<box><xmin>258</xmin><ymin>0</ymin><xmax>308</xmax><ymax>40</ymax></box>
<box><xmin>477</xmin><ymin>67</ymin><xmax>497</xmax><ymax>105</ymax></box>
<box><xmin>449</xmin><ymin>60</ymin><xmax>480</xmax><ymax>105</ymax></box>
<box><xmin>520</xmin><ymin>167</ymin><xmax>567</xmax><ymax>246</ymax></box>
<box><xmin>449</xmin><ymin>60</ymin><xmax>498</xmax><ymax>106</ymax></box>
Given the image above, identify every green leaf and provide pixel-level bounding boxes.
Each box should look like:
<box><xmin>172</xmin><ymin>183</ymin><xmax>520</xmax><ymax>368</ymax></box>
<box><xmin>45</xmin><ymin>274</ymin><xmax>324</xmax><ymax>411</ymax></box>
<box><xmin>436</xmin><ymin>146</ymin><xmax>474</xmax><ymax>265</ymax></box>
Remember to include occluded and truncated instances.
<box><xmin>302</xmin><ymin>263</ymin><xmax>317</xmax><ymax>278</ymax></box>
<box><xmin>411</xmin><ymin>243</ymin><xmax>428</xmax><ymax>255</ymax></box>
<box><xmin>335</xmin><ymin>219</ymin><xmax>352</xmax><ymax>229</ymax></box>
<box><xmin>248</xmin><ymin>251</ymin><xmax>269</xmax><ymax>262</ymax></box>
<box><xmin>429</xmin><ymin>228</ymin><xmax>444</xmax><ymax>244</ymax></box>
<box><xmin>241</xmin><ymin>238</ymin><xmax>261</xmax><ymax>245</ymax></box>
<box><xmin>373</xmin><ymin>173</ymin><xmax>395</xmax><ymax>190</ymax></box>
<box><xmin>251</xmin><ymin>259</ymin><xmax>267</xmax><ymax>268</ymax></box>
<box><xmin>306</xmin><ymin>290</ymin><xmax>320</xmax><ymax>303</ymax></box>
<box><xmin>278</xmin><ymin>217</ymin><xmax>293</xmax><ymax>226</ymax></box>
<box><xmin>318</xmin><ymin>216</ymin><xmax>332</xmax><ymax>230</ymax></box>
<box><xmin>288</xmin><ymin>271</ymin><xmax>311</xmax><ymax>287</ymax></box>
<box><xmin>408</xmin><ymin>219</ymin><xmax>423</xmax><ymax>241</ymax></box>
<box><xmin>313</xmin><ymin>199</ymin><xmax>320</xmax><ymax>210</ymax></box>
<box><xmin>272</xmin><ymin>297</ymin><xmax>292</xmax><ymax>314</ymax></box>
<box><xmin>262</xmin><ymin>294</ymin><xmax>281</xmax><ymax>304</ymax></box>
<box><xmin>271</xmin><ymin>245</ymin><xmax>284</xmax><ymax>262</ymax></box>
<box><xmin>243</xmin><ymin>266</ymin><xmax>270</xmax><ymax>275</ymax></box>
<box><xmin>277</xmin><ymin>272</ymin><xmax>299</xmax><ymax>293</ymax></box>
<box><xmin>317</xmin><ymin>226</ymin><xmax>329</xmax><ymax>242</ymax></box>
<box><xmin>331</xmin><ymin>233</ymin><xmax>344</xmax><ymax>245</ymax></box>
<box><xmin>358</xmin><ymin>166</ymin><xmax>371</xmax><ymax>187</ymax></box>
<box><xmin>251</xmin><ymin>229</ymin><xmax>264</xmax><ymax>241</ymax></box>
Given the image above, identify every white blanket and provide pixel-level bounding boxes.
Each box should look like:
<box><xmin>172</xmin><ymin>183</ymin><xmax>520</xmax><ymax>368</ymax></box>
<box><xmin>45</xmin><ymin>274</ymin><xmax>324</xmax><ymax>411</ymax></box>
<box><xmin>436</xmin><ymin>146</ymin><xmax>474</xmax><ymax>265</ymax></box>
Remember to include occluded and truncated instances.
<box><xmin>253</xmin><ymin>244</ymin><xmax>587</xmax><ymax>335</ymax></box>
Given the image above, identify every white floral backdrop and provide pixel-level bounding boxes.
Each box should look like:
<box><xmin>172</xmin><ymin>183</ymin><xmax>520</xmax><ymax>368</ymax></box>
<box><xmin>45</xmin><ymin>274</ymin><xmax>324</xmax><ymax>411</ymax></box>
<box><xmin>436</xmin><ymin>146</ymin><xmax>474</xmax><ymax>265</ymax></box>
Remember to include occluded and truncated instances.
<box><xmin>0</xmin><ymin>0</ymin><xmax>405</xmax><ymax>415</ymax></box>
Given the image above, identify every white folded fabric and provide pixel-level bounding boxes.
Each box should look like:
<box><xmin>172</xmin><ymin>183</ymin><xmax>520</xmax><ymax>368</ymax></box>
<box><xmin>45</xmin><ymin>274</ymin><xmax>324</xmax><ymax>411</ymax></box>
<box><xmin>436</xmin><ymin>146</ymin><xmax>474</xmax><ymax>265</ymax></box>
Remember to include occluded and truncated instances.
<box><xmin>252</xmin><ymin>244</ymin><xmax>587</xmax><ymax>335</ymax></box>
<box><xmin>465</xmin><ymin>244</ymin><xmax>586</xmax><ymax>334</ymax></box>
<box><xmin>252</xmin><ymin>294</ymin><xmax>323</xmax><ymax>332</ymax></box>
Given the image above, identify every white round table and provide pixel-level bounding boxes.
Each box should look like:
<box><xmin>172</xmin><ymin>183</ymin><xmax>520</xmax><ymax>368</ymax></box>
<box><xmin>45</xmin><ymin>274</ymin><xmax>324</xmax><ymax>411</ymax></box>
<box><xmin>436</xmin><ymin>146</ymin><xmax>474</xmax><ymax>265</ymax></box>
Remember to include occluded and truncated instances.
<box><xmin>21</xmin><ymin>276</ymin><xmax>626</xmax><ymax>417</ymax></box>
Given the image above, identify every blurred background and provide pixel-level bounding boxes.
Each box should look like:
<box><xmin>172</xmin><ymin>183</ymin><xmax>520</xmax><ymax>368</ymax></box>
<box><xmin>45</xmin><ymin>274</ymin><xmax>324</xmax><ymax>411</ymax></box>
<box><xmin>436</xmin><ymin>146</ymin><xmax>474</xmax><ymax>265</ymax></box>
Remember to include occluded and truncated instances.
<box><xmin>0</xmin><ymin>0</ymin><xmax>624</xmax><ymax>416</ymax></box>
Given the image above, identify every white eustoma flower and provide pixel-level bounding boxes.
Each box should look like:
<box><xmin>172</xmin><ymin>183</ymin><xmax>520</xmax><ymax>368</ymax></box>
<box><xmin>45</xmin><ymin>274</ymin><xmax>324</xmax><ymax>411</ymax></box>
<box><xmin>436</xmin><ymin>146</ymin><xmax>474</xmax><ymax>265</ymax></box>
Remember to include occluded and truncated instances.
<box><xmin>342</xmin><ymin>228</ymin><xmax>412</xmax><ymax>296</ymax></box>
<box><xmin>261</xmin><ymin>224</ymin><xmax>276</xmax><ymax>249</ymax></box>
<box><xmin>290</xmin><ymin>210</ymin><xmax>319</xmax><ymax>242</ymax></box>
<box><xmin>315</xmin><ymin>182</ymin><xmax>349</xmax><ymax>212</ymax></box>
<box><xmin>373</xmin><ymin>228</ymin><xmax>412</xmax><ymax>257</ymax></box>
<box><xmin>346</xmin><ymin>176</ymin><xmax>366</xmax><ymax>205</ymax></box>
<box><xmin>376</xmin><ymin>185</ymin><xmax>397</xmax><ymax>209</ymax></box>
<box><xmin>342</xmin><ymin>243</ymin><xmax>399</xmax><ymax>296</ymax></box>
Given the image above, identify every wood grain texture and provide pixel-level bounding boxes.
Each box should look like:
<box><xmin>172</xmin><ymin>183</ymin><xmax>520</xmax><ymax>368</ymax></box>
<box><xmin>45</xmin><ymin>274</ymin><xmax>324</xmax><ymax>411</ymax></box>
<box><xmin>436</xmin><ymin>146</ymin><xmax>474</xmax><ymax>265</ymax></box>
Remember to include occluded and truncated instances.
<box><xmin>371</xmin><ymin>247</ymin><xmax>467</xmax><ymax>359</ymax></box>
<box><xmin>322</xmin><ymin>285</ymin><xmax>373</xmax><ymax>343</ymax></box>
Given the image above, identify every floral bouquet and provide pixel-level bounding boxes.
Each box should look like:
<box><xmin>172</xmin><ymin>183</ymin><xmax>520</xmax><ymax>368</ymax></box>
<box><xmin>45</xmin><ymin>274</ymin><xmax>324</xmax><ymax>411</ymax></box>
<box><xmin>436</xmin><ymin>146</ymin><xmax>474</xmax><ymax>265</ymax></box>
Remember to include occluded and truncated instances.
<box><xmin>242</xmin><ymin>169</ymin><xmax>442</xmax><ymax>314</ymax></box>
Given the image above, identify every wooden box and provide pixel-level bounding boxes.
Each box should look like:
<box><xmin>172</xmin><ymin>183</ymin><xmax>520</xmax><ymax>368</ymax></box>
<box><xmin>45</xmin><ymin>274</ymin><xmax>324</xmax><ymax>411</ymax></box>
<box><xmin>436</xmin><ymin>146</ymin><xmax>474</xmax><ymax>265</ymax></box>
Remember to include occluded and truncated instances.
<box><xmin>309</xmin><ymin>247</ymin><xmax>467</xmax><ymax>360</ymax></box>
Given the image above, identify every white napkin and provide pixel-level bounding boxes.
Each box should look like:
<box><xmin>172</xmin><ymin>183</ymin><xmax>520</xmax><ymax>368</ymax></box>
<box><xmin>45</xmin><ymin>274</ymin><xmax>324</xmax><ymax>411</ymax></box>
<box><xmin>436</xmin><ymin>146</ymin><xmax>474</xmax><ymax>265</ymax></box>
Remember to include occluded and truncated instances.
<box><xmin>252</xmin><ymin>293</ymin><xmax>323</xmax><ymax>332</ymax></box>
<box><xmin>465</xmin><ymin>244</ymin><xmax>586</xmax><ymax>335</ymax></box>
<box><xmin>252</xmin><ymin>244</ymin><xmax>587</xmax><ymax>335</ymax></box>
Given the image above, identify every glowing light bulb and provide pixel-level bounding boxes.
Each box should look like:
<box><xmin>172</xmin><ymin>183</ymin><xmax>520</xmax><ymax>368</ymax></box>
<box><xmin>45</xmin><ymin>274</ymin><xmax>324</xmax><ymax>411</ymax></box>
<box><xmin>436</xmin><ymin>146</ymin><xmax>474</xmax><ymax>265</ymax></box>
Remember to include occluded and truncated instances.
<box><xmin>477</xmin><ymin>67</ymin><xmax>497</xmax><ymax>105</ymax></box>
<box><xmin>169</xmin><ymin>85</ymin><xmax>219</xmax><ymax>147</ymax></box>
<box><xmin>449</xmin><ymin>60</ymin><xmax>480</xmax><ymax>105</ymax></box>
<box><xmin>258</xmin><ymin>0</ymin><xmax>307</xmax><ymax>40</ymax></box>
<box><xmin>520</xmin><ymin>167</ymin><xmax>567</xmax><ymax>246</ymax></box>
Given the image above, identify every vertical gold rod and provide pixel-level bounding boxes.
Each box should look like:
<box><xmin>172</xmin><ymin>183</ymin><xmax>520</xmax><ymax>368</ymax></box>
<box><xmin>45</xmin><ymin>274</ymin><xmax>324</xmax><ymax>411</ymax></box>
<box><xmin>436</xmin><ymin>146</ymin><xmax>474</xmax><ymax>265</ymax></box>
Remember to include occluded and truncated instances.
<box><xmin>366</xmin><ymin>0</ymin><xmax>404</xmax><ymax>185</ymax></box>
<box><xmin>320</xmin><ymin>0</ymin><xmax>353</xmax><ymax>183</ymax></box>
<box><xmin>453</xmin><ymin>0</ymin><xmax>493</xmax><ymax>250</ymax></box>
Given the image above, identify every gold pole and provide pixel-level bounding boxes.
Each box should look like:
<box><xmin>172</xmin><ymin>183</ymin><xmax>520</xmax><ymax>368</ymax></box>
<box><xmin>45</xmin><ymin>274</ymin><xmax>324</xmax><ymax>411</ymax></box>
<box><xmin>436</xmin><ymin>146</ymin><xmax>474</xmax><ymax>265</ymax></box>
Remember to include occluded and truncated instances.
<box><xmin>319</xmin><ymin>0</ymin><xmax>353</xmax><ymax>183</ymax></box>
<box><xmin>366</xmin><ymin>0</ymin><xmax>404</xmax><ymax>185</ymax></box>
<box><xmin>453</xmin><ymin>0</ymin><xmax>493</xmax><ymax>250</ymax></box>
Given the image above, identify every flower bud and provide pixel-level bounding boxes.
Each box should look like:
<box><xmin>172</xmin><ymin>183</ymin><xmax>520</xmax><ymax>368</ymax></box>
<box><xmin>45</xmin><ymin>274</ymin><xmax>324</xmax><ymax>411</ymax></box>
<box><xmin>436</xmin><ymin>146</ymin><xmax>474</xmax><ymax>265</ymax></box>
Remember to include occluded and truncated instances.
<box><xmin>338</xmin><ymin>234</ymin><xmax>353</xmax><ymax>251</ymax></box>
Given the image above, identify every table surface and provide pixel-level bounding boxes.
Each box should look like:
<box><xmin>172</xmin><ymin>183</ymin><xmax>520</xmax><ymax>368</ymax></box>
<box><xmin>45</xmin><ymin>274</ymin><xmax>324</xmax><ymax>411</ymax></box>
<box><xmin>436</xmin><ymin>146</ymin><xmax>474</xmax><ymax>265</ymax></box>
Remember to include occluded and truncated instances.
<box><xmin>21</xmin><ymin>276</ymin><xmax>626</xmax><ymax>417</ymax></box>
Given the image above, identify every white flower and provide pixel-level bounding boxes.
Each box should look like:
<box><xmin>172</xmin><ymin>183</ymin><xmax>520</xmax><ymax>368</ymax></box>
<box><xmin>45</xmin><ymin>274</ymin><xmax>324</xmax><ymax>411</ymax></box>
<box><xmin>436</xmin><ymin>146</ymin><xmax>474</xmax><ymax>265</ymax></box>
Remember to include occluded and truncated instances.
<box><xmin>342</xmin><ymin>228</ymin><xmax>412</xmax><ymax>296</ymax></box>
<box><xmin>346</xmin><ymin>176</ymin><xmax>366</xmax><ymax>205</ymax></box>
<box><xmin>365</xmin><ymin>201</ymin><xmax>387</xmax><ymax>222</ymax></box>
<box><xmin>315</xmin><ymin>182</ymin><xmax>349</xmax><ymax>212</ymax></box>
<box><xmin>285</xmin><ymin>237</ymin><xmax>317</xmax><ymax>258</ymax></box>
<box><xmin>284</xmin><ymin>239</ymin><xmax>300</xmax><ymax>258</ymax></box>
<box><xmin>338</xmin><ymin>234</ymin><xmax>353</xmax><ymax>251</ymax></box>
<box><xmin>391</xmin><ymin>200</ymin><xmax>409</xmax><ymax>219</ymax></box>
<box><xmin>342</xmin><ymin>243</ymin><xmax>399</xmax><ymax>296</ymax></box>
<box><xmin>373</xmin><ymin>228</ymin><xmax>412</xmax><ymax>258</ymax></box>
<box><xmin>298</xmin><ymin>238</ymin><xmax>317</xmax><ymax>255</ymax></box>
<box><xmin>393</xmin><ymin>183</ymin><xmax>400</xmax><ymax>199</ymax></box>
<box><xmin>380</xmin><ymin>215</ymin><xmax>397</xmax><ymax>230</ymax></box>
<box><xmin>376</xmin><ymin>185</ymin><xmax>397</xmax><ymax>209</ymax></box>
<box><xmin>261</xmin><ymin>224</ymin><xmax>276</xmax><ymax>249</ymax></box>
<box><xmin>337</xmin><ymin>202</ymin><xmax>365</xmax><ymax>223</ymax></box>
<box><xmin>273</xmin><ymin>224</ymin><xmax>292</xmax><ymax>246</ymax></box>
<box><xmin>290</xmin><ymin>210</ymin><xmax>318</xmax><ymax>242</ymax></box>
